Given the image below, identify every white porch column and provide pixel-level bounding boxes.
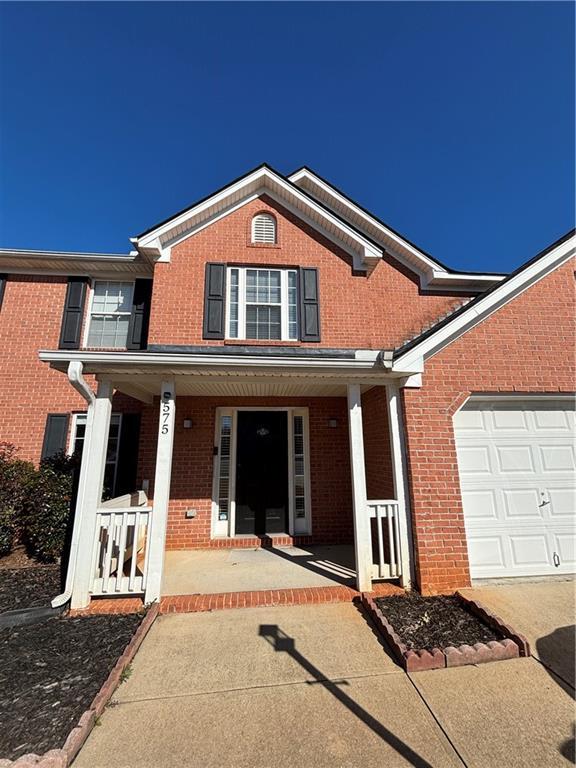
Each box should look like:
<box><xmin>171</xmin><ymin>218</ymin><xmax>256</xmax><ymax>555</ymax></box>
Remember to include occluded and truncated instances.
<box><xmin>347</xmin><ymin>383</ymin><xmax>373</xmax><ymax>592</ymax></box>
<box><xmin>144</xmin><ymin>380</ymin><xmax>176</xmax><ymax>604</ymax></box>
<box><xmin>386</xmin><ymin>381</ymin><xmax>413</xmax><ymax>588</ymax></box>
<box><xmin>70</xmin><ymin>380</ymin><xmax>113</xmax><ymax>609</ymax></box>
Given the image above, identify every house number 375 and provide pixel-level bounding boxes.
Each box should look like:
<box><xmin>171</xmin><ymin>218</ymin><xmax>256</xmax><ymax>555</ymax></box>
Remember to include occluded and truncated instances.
<box><xmin>161</xmin><ymin>396</ymin><xmax>171</xmax><ymax>434</ymax></box>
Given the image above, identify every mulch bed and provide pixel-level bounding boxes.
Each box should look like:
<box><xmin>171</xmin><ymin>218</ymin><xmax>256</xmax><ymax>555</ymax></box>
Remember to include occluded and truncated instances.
<box><xmin>0</xmin><ymin>565</ymin><xmax>61</xmax><ymax>613</ymax></box>
<box><xmin>374</xmin><ymin>593</ymin><xmax>503</xmax><ymax>652</ymax></box>
<box><xmin>0</xmin><ymin>613</ymin><xmax>142</xmax><ymax>761</ymax></box>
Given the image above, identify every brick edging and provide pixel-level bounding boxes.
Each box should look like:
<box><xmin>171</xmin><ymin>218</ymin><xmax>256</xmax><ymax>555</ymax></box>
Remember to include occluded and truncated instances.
<box><xmin>361</xmin><ymin>591</ymin><xmax>527</xmax><ymax>672</ymax></box>
<box><xmin>455</xmin><ymin>591</ymin><xmax>531</xmax><ymax>657</ymax></box>
<box><xmin>0</xmin><ymin>603</ymin><xmax>159</xmax><ymax>768</ymax></box>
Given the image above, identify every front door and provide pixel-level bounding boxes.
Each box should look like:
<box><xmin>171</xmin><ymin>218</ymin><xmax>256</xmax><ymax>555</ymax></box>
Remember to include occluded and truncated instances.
<box><xmin>235</xmin><ymin>411</ymin><xmax>289</xmax><ymax>535</ymax></box>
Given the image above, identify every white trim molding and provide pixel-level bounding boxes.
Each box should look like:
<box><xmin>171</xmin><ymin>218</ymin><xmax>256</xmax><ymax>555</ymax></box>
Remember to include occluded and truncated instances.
<box><xmin>134</xmin><ymin>165</ymin><xmax>383</xmax><ymax>271</ymax></box>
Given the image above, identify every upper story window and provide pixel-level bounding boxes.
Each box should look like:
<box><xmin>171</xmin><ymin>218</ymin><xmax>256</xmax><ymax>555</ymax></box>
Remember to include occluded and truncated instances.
<box><xmin>86</xmin><ymin>281</ymin><xmax>134</xmax><ymax>348</ymax></box>
<box><xmin>251</xmin><ymin>213</ymin><xmax>276</xmax><ymax>245</ymax></box>
<box><xmin>227</xmin><ymin>267</ymin><xmax>297</xmax><ymax>341</ymax></box>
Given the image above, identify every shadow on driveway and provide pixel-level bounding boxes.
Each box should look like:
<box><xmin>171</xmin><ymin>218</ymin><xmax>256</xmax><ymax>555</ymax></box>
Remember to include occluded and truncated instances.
<box><xmin>259</xmin><ymin>623</ymin><xmax>434</xmax><ymax>768</ymax></box>
<box><xmin>536</xmin><ymin>624</ymin><xmax>575</xmax><ymax>763</ymax></box>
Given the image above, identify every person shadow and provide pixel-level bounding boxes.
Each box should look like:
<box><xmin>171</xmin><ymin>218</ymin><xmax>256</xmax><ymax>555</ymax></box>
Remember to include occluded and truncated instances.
<box><xmin>535</xmin><ymin>625</ymin><xmax>575</xmax><ymax>763</ymax></box>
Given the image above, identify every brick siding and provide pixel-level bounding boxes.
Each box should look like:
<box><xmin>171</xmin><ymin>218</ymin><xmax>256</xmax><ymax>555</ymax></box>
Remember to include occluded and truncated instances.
<box><xmin>402</xmin><ymin>258</ymin><xmax>576</xmax><ymax>593</ymax></box>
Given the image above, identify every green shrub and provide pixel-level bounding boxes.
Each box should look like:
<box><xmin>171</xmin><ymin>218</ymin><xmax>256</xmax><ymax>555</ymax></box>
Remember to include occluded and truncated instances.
<box><xmin>0</xmin><ymin>443</ymin><xmax>35</xmax><ymax>556</ymax></box>
<box><xmin>22</xmin><ymin>452</ymin><xmax>79</xmax><ymax>562</ymax></box>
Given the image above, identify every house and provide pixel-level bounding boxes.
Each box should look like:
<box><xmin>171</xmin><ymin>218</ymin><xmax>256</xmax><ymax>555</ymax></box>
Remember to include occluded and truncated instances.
<box><xmin>0</xmin><ymin>164</ymin><xmax>574</xmax><ymax>610</ymax></box>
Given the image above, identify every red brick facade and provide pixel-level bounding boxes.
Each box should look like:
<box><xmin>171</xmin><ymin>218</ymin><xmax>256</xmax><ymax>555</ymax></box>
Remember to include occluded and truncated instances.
<box><xmin>0</xmin><ymin>177</ymin><xmax>573</xmax><ymax>595</ymax></box>
<box><xmin>402</xmin><ymin>259</ymin><xmax>576</xmax><ymax>593</ymax></box>
<box><xmin>148</xmin><ymin>196</ymin><xmax>467</xmax><ymax>350</ymax></box>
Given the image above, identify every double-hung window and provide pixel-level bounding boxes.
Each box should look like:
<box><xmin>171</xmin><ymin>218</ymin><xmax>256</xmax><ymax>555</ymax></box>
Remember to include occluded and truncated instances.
<box><xmin>86</xmin><ymin>281</ymin><xmax>134</xmax><ymax>348</ymax></box>
<box><xmin>227</xmin><ymin>267</ymin><xmax>298</xmax><ymax>341</ymax></box>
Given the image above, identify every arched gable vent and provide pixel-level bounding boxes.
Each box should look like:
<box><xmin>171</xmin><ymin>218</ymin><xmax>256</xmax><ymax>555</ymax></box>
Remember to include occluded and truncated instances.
<box><xmin>251</xmin><ymin>213</ymin><xmax>277</xmax><ymax>244</ymax></box>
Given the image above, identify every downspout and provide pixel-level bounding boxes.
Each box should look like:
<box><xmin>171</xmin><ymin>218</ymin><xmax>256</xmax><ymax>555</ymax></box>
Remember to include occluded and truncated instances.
<box><xmin>51</xmin><ymin>361</ymin><xmax>95</xmax><ymax>608</ymax></box>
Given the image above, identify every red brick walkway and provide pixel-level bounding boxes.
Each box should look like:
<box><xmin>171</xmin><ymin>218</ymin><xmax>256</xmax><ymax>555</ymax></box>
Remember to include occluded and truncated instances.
<box><xmin>69</xmin><ymin>582</ymin><xmax>403</xmax><ymax>616</ymax></box>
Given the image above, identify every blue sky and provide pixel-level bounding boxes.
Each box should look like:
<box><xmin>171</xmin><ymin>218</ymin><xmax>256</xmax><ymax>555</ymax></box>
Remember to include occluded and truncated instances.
<box><xmin>0</xmin><ymin>2</ymin><xmax>573</xmax><ymax>273</ymax></box>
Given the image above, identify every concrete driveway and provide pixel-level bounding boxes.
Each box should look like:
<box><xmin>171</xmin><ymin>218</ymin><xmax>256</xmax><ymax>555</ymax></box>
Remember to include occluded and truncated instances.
<box><xmin>461</xmin><ymin>578</ymin><xmax>575</xmax><ymax>688</ymax></box>
<box><xmin>75</xmin><ymin>599</ymin><xmax>574</xmax><ymax>768</ymax></box>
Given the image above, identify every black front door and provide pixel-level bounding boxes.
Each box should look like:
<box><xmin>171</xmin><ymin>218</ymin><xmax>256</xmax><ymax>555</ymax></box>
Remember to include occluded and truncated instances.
<box><xmin>235</xmin><ymin>411</ymin><xmax>288</xmax><ymax>535</ymax></box>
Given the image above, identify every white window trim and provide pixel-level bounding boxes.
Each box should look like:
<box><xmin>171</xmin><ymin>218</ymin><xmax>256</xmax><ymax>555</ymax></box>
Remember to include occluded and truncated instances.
<box><xmin>82</xmin><ymin>280</ymin><xmax>135</xmax><ymax>349</ymax></box>
<box><xmin>211</xmin><ymin>407</ymin><xmax>312</xmax><ymax>539</ymax></box>
<box><xmin>226</xmin><ymin>266</ymin><xmax>298</xmax><ymax>342</ymax></box>
<box><xmin>69</xmin><ymin>412</ymin><xmax>123</xmax><ymax>496</ymax></box>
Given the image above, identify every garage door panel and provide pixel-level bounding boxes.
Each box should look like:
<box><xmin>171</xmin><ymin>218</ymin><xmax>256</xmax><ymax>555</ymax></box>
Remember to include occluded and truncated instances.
<box><xmin>457</xmin><ymin>445</ymin><xmax>492</xmax><ymax>474</ymax></box>
<box><xmin>502</xmin><ymin>488</ymin><xmax>544</xmax><ymax>520</ymax></box>
<box><xmin>466</xmin><ymin>535</ymin><xmax>507</xmax><ymax>572</ymax></box>
<box><xmin>549</xmin><ymin>488</ymin><xmax>576</xmax><ymax>517</ymax></box>
<box><xmin>492</xmin><ymin>407</ymin><xmax>530</xmax><ymax>431</ymax></box>
<box><xmin>455</xmin><ymin>398</ymin><xmax>575</xmax><ymax>579</ymax></box>
<box><xmin>509</xmin><ymin>533</ymin><xmax>550</xmax><ymax>569</ymax></box>
<box><xmin>539</xmin><ymin>445</ymin><xmax>576</xmax><ymax>473</ymax></box>
<box><xmin>533</xmin><ymin>407</ymin><xmax>573</xmax><ymax>431</ymax></box>
<box><xmin>496</xmin><ymin>445</ymin><xmax>535</xmax><ymax>474</ymax></box>
<box><xmin>461</xmin><ymin>490</ymin><xmax>498</xmax><ymax>520</ymax></box>
<box><xmin>553</xmin><ymin>532</ymin><xmax>576</xmax><ymax>570</ymax></box>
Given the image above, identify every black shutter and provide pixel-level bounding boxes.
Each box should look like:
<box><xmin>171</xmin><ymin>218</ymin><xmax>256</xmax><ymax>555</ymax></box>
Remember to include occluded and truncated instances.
<box><xmin>203</xmin><ymin>263</ymin><xmax>226</xmax><ymax>340</ymax></box>
<box><xmin>59</xmin><ymin>278</ymin><xmax>87</xmax><ymax>349</ymax></box>
<box><xmin>299</xmin><ymin>267</ymin><xmax>321</xmax><ymax>342</ymax></box>
<box><xmin>114</xmin><ymin>414</ymin><xmax>141</xmax><ymax>496</ymax></box>
<box><xmin>126</xmin><ymin>279</ymin><xmax>153</xmax><ymax>350</ymax></box>
<box><xmin>41</xmin><ymin>414</ymin><xmax>70</xmax><ymax>460</ymax></box>
<box><xmin>0</xmin><ymin>275</ymin><xmax>6</xmax><ymax>310</ymax></box>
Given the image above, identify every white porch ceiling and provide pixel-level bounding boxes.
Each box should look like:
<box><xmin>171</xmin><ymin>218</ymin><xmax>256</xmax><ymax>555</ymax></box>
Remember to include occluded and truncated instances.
<box><xmin>112</xmin><ymin>375</ymin><xmax>372</xmax><ymax>399</ymax></box>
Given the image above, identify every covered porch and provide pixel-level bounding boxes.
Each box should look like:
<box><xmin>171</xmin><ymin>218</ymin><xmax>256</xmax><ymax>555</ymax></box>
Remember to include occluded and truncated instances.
<box><xmin>40</xmin><ymin>348</ymin><xmax>415</xmax><ymax>609</ymax></box>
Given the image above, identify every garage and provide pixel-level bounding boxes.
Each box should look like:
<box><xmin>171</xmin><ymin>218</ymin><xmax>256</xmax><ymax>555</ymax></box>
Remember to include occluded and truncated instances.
<box><xmin>454</xmin><ymin>397</ymin><xmax>576</xmax><ymax>579</ymax></box>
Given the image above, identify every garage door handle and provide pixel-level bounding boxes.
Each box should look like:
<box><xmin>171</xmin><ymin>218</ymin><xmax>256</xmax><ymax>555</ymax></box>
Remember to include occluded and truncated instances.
<box><xmin>553</xmin><ymin>552</ymin><xmax>560</xmax><ymax>568</ymax></box>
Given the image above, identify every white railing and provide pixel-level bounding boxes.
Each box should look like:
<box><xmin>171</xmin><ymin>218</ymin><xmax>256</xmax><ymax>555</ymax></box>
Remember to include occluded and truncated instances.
<box><xmin>367</xmin><ymin>500</ymin><xmax>402</xmax><ymax>580</ymax></box>
<box><xmin>90</xmin><ymin>506</ymin><xmax>152</xmax><ymax>596</ymax></box>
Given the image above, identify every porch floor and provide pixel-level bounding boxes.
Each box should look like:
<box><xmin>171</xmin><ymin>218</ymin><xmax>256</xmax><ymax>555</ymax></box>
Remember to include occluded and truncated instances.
<box><xmin>162</xmin><ymin>545</ymin><xmax>359</xmax><ymax>596</ymax></box>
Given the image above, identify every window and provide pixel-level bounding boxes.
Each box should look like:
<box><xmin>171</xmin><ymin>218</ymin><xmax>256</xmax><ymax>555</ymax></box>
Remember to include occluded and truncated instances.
<box><xmin>251</xmin><ymin>213</ymin><xmax>276</xmax><ymax>244</ymax></box>
<box><xmin>227</xmin><ymin>267</ymin><xmax>298</xmax><ymax>341</ymax></box>
<box><xmin>86</xmin><ymin>281</ymin><xmax>134</xmax><ymax>348</ymax></box>
<box><xmin>71</xmin><ymin>413</ymin><xmax>122</xmax><ymax>497</ymax></box>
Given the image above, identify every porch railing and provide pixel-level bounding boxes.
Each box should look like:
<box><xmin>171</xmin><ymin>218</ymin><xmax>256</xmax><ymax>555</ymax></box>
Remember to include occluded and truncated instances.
<box><xmin>90</xmin><ymin>502</ymin><xmax>152</xmax><ymax>597</ymax></box>
<box><xmin>367</xmin><ymin>499</ymin><xmax>402</xmax><ymax>580</ymax></box>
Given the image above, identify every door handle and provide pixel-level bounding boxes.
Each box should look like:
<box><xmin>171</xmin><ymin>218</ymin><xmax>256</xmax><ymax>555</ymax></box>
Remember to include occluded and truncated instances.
<box><xmin>553</xmin><ymin>552</ymin><xmax>561</xmax><ymax>568</ymax></box>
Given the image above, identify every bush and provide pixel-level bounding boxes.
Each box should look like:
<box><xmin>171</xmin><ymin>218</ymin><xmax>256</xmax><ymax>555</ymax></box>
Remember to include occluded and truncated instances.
<box><xmin>21</xmin><ymin>452</ymin><xmax>79</xmax><ymax>562</ymax></box>
<box><xmin>0</xmin><ymin>443</ymin><xmax>35</xmax><ymax>556</ymax></box>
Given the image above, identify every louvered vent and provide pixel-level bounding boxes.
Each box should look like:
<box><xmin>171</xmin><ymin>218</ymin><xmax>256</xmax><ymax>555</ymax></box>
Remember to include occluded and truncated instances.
<box><xmin>252</xmin><ymin>213</ymin><xmax>276</xmax><ymax>244</ymax></box>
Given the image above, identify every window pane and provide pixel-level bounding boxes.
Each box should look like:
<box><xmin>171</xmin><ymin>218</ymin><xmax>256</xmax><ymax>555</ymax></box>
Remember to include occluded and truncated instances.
<box><xmin>246</xmin><ymin>305</ymin><xmax>281</xmax><ymax>340</ymax></box>
<box><xmin>269</xmin><ymin>270</ymin><xmax>281</xmax><ymax>303</ymax></box>
<box><xmin>288</xmin><ymin>271</ymin><xmax>298</xmax><ymax>339</ymax></box>
<box><xmin>229</xmin><ymin>269</ymin><xmax>239</xmax><ymax>338</ymax></box>
<box><xmin>246</xmin><ymin>270</ymin><xmax>257</xmax><ymax>303</ymax></box>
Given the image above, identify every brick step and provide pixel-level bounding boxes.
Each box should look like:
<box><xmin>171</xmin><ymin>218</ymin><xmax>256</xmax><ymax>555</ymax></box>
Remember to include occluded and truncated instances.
<box><xmin>70</xmin><ymin>582</ymin><xmax>403</xmax><ymax>616</ymax></box>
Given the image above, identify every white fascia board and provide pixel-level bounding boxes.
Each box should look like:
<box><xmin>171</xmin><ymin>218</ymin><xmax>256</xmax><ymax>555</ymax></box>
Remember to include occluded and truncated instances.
<box><xmin>394</xmin><ymin>236</ymin><xmax>576</xmax><ymax>371</ymax></box>
<box><xmin>38</xmin><ymin>349</ymin><xmax>387</xmax><ymax>373</ymax></box>
<box><xmin>0</xmin><ymin>248</ymin><xmax>134</xmax><ymax>261</ymax></box>
<box><xmin>289</xmin><ymin>169</ymin><xmax>505</xmax><ymax>290</ymax></box>
<box><xmin>135</xmin><ymin>167</ymin><xmax>383</xmax><ymax>268</ymax></box>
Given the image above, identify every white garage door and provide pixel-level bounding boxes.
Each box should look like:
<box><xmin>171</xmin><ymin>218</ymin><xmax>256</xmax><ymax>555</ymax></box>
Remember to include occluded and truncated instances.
<box><xmin>454</xmin><ymin>398</ymin><xmax>576</xmax><ymax>579</ymax></box>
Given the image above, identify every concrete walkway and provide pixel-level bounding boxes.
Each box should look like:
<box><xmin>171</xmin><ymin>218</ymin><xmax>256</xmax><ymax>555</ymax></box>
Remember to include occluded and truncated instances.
<box><xmin>75</xmin><ymin>601</ymin><xmax>574</xmax><ymax>768</ymax></box>
<box><xmin>461</xmin><ymin>578</ymin><xmax>576</xmax><ymax>688</ymax></box>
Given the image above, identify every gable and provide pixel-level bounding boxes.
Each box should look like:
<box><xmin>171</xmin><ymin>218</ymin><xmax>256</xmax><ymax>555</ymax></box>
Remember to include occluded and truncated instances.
<box><xmin>392</xmin><ymin>230</ymin><xmax>576</xmax><ymax>373</ymax></box>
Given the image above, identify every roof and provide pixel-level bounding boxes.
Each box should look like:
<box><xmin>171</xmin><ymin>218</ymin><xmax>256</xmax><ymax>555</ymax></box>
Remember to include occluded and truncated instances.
<box><xmin>133</xmin><ymin>163</ymin><xmax>505</xmax><ymax>292</ymax></box>
<box><xmin>392</xmin><ymin>228</ymin><xmax>576</xmax><ymax>371</ymax></box>
<box><xmin>0</xmin><ymin>248</ymin><xmax>152</xmax><ymax>277</ymax></box>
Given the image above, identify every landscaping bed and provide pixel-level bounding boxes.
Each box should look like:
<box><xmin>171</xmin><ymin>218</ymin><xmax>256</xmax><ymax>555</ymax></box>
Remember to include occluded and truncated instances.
<box><xmin>0</xmin><ymin>613</ymin><xmax>142</xmax><ymax>761</ymax></box>
<box><xmin>362</xmin><ymin>591</ymin><xmax>530</xmax><ymax>672</ymax></box>
<box><xmin>375</xmin><ymin>593</ymin><xmax>502</xmax><ymax>651</ymax></box>
<box><xmin>0</xmin><ymin>565</ymin><xmax>61</xmax><ymax>614</ymax></box>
